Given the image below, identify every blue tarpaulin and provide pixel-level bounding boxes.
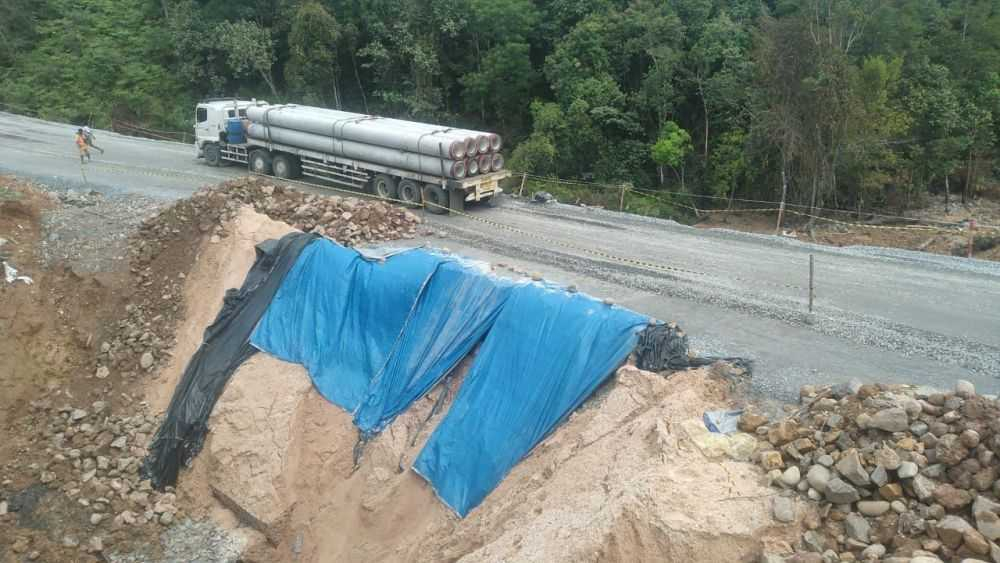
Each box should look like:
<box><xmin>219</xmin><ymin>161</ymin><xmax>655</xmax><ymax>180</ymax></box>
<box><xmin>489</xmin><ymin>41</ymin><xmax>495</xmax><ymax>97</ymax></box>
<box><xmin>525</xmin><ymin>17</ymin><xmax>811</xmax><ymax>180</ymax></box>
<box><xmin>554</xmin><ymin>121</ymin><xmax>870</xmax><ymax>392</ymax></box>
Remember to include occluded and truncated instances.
<box><xmin>250</xmin><ymin>239</ymin><xmax>650</xmax><ymax>518</ymax></box>
<box><xmin>249</xmin><ymin>240</ymin><xmax>444</xmax><ymax>411</ymax></box>
<box><xmin>353</xmin><ymin>260</ymin><xmax>513</xmax><ymax>435</ymax></box>
<box><xmin>412</xmin><ymin>283</ymin><xmax>649</xmax><ymax>516</ymax></box>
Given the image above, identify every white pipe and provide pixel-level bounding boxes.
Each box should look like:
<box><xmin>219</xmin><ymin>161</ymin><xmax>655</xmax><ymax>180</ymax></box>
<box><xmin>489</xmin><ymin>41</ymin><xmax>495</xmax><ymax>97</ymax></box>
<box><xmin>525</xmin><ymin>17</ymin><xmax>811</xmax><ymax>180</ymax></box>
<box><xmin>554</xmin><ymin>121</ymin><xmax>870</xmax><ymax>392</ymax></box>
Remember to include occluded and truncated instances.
<box><xmin>247</xmin><ymin>123</ymin><xmax>466</xmax><ymax>178</ymax></box>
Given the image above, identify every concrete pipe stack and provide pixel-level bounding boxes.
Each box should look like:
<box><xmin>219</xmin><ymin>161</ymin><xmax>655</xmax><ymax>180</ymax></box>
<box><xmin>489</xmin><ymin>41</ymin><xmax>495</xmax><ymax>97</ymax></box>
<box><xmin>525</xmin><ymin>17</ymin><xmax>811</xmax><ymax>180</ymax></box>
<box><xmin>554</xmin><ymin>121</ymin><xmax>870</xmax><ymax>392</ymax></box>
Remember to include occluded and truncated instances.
<box><xmin>245</xmin><ymin>104</ymin><xmax>504</xmax><ymax>180</ymax></box>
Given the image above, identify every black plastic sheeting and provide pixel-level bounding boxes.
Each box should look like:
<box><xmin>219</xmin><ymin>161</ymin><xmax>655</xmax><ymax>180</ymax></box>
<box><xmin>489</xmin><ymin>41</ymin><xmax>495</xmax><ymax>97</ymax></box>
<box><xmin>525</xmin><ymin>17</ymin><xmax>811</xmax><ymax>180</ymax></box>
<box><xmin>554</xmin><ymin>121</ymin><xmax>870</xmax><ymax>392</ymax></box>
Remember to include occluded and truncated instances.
<box><xmin>142</xmin><ymin>232</ymin><xmax>318</xmax><ymax>489</ymax></box>
<box><xmin>635</xmin><ymin>322</ymin><xmax>753</xmax><ymax>374</ymax></box>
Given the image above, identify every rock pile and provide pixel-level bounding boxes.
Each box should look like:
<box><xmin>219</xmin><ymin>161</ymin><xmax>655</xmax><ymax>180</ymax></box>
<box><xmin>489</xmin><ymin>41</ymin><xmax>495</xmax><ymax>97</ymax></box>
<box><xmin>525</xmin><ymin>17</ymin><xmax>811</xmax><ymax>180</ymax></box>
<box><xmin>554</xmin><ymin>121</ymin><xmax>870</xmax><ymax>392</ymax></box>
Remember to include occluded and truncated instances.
<box><xmin>103</xmin><ymin>175</ymin><xmax>422</xmax><ymax>383</ymax></box>
<box><xmin>750</xmin><ymin>379</ymin><xmax>1000</xmax><ymax>563</ymax></box>
<box><xmin>4</xmin><ymin>400</ymin><xmax>176</xmax><ymax>557</ymax></box>
<box><xmin>212</xmin><ymin>175</ymin><xmax>423</xmax><ymax>246</ymax></box>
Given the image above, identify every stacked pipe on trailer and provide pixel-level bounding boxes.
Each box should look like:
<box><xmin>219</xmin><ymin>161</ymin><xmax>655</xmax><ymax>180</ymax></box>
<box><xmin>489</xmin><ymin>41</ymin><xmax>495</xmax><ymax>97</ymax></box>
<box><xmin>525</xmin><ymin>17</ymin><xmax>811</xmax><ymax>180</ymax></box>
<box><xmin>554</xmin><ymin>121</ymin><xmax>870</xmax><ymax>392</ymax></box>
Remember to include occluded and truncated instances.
<box><xmin>247</xmin><ymin>123</ymin><xmax>467</xmax><ymax>179</ymax></box>
<box><xmin>244</xmin><ymin>105</ymin><xmax>504</xmax><ymax>178</ymax></box>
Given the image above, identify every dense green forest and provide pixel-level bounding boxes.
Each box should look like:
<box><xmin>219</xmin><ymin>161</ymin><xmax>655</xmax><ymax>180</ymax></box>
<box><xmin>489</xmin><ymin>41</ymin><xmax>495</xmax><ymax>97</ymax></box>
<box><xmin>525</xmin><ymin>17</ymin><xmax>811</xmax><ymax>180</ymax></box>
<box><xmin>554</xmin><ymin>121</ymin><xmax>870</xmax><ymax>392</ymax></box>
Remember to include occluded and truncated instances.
<box><xmin>3</xmin><ymin>0</ymin><xmax>1000</xmax><ymax>213</ymax></box>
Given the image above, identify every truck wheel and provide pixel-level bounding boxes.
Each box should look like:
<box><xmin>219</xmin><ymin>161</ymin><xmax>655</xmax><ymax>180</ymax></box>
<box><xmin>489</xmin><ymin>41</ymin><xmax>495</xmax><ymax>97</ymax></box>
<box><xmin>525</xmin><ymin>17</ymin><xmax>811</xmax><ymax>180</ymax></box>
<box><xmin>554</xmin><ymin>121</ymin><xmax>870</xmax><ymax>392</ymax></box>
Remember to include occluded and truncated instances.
<box><xmin>249</xmin><ymin>150</ymin><xmax>273</xmax><ymax>175</ymax></box>
<box><xmin>371</xmin><ymin>174</ymin><xmax>398</xmax><ymax>200</ymax></box>
<box><xmin>204</xmin><ymin>143</ymin><xmax>221</xmax><ymax>166</ymax></box>
<box><xmin>398</xmin><ymin>179</ymin><xmax>422</xmax><ymax>207</ymax></box>
<box><xmin>423</xmin><ymin>184</ymin><xmax>449</xmax><ymax>215</ymax></box>
<box><xmin>272</xmin><ymin>154</ymin><xmax>299</xmax><ymax>179</ymax></box>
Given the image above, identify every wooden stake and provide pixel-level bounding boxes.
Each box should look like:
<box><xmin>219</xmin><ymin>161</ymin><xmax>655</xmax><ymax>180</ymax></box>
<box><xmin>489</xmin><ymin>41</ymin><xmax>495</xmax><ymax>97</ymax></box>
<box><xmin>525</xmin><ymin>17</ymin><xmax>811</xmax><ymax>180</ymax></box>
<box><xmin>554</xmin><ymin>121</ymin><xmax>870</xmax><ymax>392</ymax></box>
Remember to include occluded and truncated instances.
<box><xmin>775</xmin><ymin>167</ymin><xmax>787</xmax><ymax>235</ymax></box>
<box><xmin>808</xmin><ymin>254</ymin><xmax>814</xmax><ymax>315</ymax></box>
<box><xmin>619</xmin><ymin>184</ymin><xmax>627</xmax><ymax>211</ymax></box>
<box><xmin>968</xmin><ymin>219</ymin><xmax>976</xmax><ymax>259</ymax></box>
<box><xmin>518</xmin><ymin>173</ymin><xmax>527</xmax><ymax>197</ymax></box>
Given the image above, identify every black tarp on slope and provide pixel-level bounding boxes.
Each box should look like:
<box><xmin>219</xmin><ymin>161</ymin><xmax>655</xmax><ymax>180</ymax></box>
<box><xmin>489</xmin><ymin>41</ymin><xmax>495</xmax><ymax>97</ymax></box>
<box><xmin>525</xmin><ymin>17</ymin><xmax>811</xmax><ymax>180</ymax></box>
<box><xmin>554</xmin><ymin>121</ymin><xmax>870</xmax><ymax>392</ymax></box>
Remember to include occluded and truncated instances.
<box><xmin>635</xmin><ymin>322</ymin><xmax>753</xmax><ymax>374</ymax></box>
<box><xmin>142</xmin><ymin>232</ymin><xmax>318</xmax><ymax>489</ymax></box>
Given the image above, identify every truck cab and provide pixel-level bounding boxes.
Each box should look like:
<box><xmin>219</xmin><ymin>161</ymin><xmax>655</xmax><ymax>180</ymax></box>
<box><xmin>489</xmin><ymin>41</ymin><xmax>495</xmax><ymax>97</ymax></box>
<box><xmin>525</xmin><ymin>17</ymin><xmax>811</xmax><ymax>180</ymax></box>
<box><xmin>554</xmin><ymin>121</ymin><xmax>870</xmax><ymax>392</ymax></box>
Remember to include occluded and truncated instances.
<box><xmin>193</xmin><ymin>99</ymin><xmax>266</xmax><ymax>158</ymax></box>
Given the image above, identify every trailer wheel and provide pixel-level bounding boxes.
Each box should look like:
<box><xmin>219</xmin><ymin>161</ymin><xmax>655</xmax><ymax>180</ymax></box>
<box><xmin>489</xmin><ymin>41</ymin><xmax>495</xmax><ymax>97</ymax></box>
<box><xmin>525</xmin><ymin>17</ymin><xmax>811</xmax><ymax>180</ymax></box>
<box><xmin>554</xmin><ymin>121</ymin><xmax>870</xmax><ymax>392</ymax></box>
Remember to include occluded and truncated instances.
<box><xmin>423</xmin><ymin>184</ymin><xmax>449</xmax><ymax>215</ymax></box>
<box><xmin>398</xmin><ymin>179</ymin><xmax>422</xmax><ymax>207</ymax></box>
<box><xmin>272</xmin><ymin>154</ymin><xmax>299</xmax><ymax>179</ymax></box>
<box><xmin>249</xmin><ymin>150</ymin><xmax>273</xmax><ymax>175</ymax></box>
<box><xmin>371</xmin><ymin>174</ymin><xmax>398</xmax><ymax>200</ymax></box>
<box><xmin>204</xmin><ymin>143</ymin><xmax>221</xmax><ymax>166</ymax></box>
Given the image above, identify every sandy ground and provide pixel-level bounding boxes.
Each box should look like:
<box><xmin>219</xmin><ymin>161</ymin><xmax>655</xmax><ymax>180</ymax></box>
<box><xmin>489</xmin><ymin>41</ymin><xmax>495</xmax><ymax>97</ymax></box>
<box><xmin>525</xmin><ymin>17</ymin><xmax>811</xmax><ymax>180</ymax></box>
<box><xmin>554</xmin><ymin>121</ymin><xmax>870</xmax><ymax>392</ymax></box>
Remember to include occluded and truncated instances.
<box><xmin>147</xmin><ymin>207</ymin><xmax>295</xmax><ymax>411</ymax></box>
<box><xmin>144</xmin><ymin>207</ymin><xmax>795</xmax><ymax>562</ymax></box>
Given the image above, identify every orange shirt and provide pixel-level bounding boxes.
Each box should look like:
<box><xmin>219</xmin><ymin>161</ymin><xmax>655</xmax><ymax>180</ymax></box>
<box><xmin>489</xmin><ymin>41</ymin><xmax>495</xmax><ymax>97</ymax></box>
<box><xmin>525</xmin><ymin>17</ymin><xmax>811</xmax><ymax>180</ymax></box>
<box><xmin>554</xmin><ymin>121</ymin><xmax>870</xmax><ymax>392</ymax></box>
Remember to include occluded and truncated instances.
<box><xmin>75</xmin><ymin>134</ymin><xmax>87</xmax><ymax>148</ymax></box>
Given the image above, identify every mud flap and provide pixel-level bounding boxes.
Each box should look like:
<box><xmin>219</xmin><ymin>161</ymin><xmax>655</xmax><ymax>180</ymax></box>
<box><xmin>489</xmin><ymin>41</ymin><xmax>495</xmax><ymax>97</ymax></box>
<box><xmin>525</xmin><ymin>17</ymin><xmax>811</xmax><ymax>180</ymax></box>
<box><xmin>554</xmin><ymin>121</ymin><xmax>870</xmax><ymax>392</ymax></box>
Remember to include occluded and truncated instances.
<box><xmin>448</xmin><ymin>187</ymin><xmax>465</xmax><ymax>213</ymax></box>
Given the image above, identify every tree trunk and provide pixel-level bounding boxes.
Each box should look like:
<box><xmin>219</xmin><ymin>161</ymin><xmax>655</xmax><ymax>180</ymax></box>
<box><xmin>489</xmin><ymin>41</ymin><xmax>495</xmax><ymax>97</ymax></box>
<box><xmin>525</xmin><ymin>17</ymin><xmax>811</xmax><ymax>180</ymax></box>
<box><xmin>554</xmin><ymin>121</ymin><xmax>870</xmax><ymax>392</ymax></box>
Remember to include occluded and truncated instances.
<box><xmin>259</xmin><ymin>69</ymin><xmax>279</xmax><ymax>97</ymax></box>
<box><xmin>658</xmin><ymin>165</ymin><xmax>664</xmax><ymax>185</ymax></box>
<box><xmin>808</xmin><ymin>173</ymin><xmax>819</xmax><ymax>231</ymax></box>
<box><xmin>944</xmin><ymin>175</ymin><xmax>950</xmax><ymax>214</ymax></box>
<box><xmin>964</xmin><ymin>150</ymin><xmax>974</xmax><ymax>204</ymax></box>
<box><xmin>775</xmin><ymin>153</ymin><xmax>788</xmax><ymax>235</ymax></box>
<box><xmin>333</xmin><ymin>76</ymin><xmax>342</xmax><ymax>110</ymax></box>
<box><xmin>350</xmin><ymin>51</ymin><xmax>368</xmax><ymax>114</ymax></box>
<box><xmin>699</xmin><ymin>80</ymin><xmax>709</xmax><ymax>160</ymax></box>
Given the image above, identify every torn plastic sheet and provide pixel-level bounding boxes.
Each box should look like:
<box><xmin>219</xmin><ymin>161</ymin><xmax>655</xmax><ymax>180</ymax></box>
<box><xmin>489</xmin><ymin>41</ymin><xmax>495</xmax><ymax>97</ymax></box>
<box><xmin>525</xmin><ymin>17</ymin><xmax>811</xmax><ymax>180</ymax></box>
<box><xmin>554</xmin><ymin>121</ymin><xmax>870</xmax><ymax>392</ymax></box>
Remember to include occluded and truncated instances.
<box><xmin>703</xmin><ymin>409</ymin><xmax>743</xmax><ymax>434</ymax></box>
<box><xmin>3</xmin><ymin>260</ymin><xmax>33</xmax><ymax>285</ymax></box>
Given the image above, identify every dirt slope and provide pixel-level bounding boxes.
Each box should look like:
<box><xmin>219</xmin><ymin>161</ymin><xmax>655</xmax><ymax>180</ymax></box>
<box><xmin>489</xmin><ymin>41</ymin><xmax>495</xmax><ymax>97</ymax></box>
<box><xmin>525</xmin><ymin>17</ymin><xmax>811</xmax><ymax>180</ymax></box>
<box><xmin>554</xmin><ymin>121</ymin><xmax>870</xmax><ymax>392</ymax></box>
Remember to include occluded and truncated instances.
<box><xmin>145</xmin><ymin>206</ymin><xmax>792</xmax><ymax>562</ymax></box>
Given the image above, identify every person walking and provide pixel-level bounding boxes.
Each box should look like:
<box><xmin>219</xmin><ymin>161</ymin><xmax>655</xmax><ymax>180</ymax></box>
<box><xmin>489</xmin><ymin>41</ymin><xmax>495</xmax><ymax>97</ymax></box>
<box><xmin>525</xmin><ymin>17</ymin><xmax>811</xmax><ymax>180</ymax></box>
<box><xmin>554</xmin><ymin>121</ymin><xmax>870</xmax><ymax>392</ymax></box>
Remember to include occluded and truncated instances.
<box><xmin>82</xmin><ymin>125</ymin><xmax>105</xmax><ymax>154</ymax></box>
<box><xmin>75</xmin><ymin>128</ymin><xmax>91</xmax><ymax>163</ymax></box>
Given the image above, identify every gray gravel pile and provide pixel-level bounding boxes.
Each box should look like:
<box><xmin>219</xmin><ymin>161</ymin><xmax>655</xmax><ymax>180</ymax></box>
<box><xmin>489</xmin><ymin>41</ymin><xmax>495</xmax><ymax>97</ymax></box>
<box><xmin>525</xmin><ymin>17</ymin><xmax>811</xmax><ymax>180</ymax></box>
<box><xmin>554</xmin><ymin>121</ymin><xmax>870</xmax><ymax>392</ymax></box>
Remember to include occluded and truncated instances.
<box><xmin>41</xmin><ymin>188</ymin><xmax>164</xmax><ymax>272</ymax></box>
<box><xmin>107</xmin><ymin>518</ymin><xmax>245</xmax><ymax>563</ymax></box>
<box><xmin>748</xmin><ymin>379</ymin><xmax>1000</xmax><ymax>562</ymax></box>
<box><xmin>1</xmin><ymin>400</ymin><xmax>175</xmax><ymax>559</ymax></box>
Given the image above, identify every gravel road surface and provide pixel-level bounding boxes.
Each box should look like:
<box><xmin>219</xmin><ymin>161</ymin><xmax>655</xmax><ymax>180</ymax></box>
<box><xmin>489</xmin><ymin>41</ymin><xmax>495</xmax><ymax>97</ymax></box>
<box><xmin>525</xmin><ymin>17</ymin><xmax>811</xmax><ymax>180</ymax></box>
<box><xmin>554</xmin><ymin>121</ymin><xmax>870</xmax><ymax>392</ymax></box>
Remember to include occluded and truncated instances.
<box><xmin>2</xmin><ymin>110</ymin><xmax>998</xmax><ymax>400</ymax></box>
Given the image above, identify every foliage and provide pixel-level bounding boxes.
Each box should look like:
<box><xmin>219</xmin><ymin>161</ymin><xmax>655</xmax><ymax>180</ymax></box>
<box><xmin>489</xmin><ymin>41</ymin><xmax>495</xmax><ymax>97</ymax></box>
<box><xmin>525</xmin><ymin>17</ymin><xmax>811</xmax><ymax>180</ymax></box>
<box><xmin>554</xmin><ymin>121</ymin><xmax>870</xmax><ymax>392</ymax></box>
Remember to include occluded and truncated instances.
<box><xmin>3</xmin><ymin>0</ymin><xmax>1000</xmax><ymax>211</ymax></box>
<box><xmin>286</xmin><ymin>1</ymin><xmax>341</xmax><ymax>106</ymax></box>
<box><xmin>215</xmin><ymin>20</ymin><xmax>279</xmax><ymax>96</ymax></box>
<box><xmin>651</xmin><ymin>121</ymin><xmax>693</xmax><ymax>170</ymax></box>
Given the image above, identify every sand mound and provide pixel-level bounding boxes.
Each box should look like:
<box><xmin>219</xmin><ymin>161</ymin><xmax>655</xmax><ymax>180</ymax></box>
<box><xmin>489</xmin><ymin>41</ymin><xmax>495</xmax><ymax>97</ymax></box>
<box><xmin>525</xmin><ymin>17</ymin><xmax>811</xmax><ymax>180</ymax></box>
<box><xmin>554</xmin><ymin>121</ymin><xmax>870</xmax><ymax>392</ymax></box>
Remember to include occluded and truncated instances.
<box><xmin>148</xmin><ymin>206</ymin><xmax>791</xmax><ymax>562</ymax></box>
<box><xmin>147</xmin><ymin>206</ymin><xmax>294</xmax><ymax>411</ymax></box>
<box><xmin>203</xmin><ymin>361</ymin><xmax>792</xmax><ymax>563</ymax></box>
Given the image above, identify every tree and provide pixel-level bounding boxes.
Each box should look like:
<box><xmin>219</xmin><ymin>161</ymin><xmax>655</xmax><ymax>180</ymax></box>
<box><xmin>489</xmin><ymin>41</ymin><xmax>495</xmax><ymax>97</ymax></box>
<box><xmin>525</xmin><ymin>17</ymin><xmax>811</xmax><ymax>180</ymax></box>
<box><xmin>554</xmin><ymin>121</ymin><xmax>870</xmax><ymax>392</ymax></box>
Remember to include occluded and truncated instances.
<box><xmin>708</xmin><ymin>129</ymin><xmax>748</xmax><ymax>204</ymax></box>
<box><xmin>685</xmin><ymin>11</ymin><xmax>753</xmax><ymax>160</ymax></box>
<box><xmin>286</xmin><ymin>2</ymin><xmax>341</xmax><ymax>107</ymax></box>
<box><xmin>215</xmin><ymin>20</ymin><xmax>279</xmax><ymax>97</ymax></box>
<box><xmin>461</xmin><ymin>42</ymin><xmax>536</xmax><ymax>133</ymax></box>
<box><xmin>651</xmin><ymin>121</ymin><xmax>693</xmax><ymax>187</ymax></box>
<box><xmin>2</xmin><ymin>0</ymin><xmax>186</xmax><ymax>128</ymax></box>
<box><xmin>0</xmin><ymin>0</ymin><xmax>39</xmax><ymax>67</ymax></box>
<box><xmin>902</xmin><ymin>60</ymin><xmax>965</xmax><ymax>208</ymax></box>
<box><xmin>509</xmin><ymin>134</ymin><xmax>557</xmax><ymax>176</ymax></box>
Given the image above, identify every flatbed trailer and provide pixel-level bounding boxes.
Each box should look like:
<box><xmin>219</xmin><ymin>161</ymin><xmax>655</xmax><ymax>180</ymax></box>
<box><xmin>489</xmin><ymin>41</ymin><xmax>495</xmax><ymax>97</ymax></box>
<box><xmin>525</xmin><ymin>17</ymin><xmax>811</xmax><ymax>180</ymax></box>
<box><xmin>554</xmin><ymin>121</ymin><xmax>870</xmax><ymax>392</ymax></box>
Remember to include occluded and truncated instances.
<box><xmin>194</xmin><ymin>99</ymin><xmax>507</xmax><ymax>214</ymax></box>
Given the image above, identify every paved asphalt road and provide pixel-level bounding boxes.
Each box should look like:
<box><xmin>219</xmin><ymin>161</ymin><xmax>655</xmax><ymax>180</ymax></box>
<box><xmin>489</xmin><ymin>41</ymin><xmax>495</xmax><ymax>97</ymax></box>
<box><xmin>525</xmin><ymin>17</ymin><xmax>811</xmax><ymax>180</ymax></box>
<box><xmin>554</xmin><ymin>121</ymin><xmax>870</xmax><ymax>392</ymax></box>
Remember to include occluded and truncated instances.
<box><xmin>2</xmin><ymin>110</ymin><xmax>999</xmax><ymax>400</ymax></box>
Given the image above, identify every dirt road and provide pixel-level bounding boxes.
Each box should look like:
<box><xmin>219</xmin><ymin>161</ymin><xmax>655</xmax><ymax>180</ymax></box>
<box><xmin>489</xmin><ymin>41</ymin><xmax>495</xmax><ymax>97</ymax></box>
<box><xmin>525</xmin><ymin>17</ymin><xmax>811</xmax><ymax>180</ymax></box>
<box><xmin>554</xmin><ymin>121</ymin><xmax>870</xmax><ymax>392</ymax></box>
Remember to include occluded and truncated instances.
<box><xmin>2</xmin><ymin>110</ymin><xmax>998</xmax><ymax>399</ymax></box>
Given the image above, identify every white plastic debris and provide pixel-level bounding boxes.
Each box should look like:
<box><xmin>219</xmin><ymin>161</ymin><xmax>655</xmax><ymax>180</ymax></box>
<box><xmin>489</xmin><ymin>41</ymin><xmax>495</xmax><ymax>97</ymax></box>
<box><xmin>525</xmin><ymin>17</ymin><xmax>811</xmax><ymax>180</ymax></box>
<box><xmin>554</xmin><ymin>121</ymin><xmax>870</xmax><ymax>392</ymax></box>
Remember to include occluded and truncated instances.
<box><xmin>3</xmin><ymin>261</ymin><xmax>33</xmax><ymax>285</ymax></box>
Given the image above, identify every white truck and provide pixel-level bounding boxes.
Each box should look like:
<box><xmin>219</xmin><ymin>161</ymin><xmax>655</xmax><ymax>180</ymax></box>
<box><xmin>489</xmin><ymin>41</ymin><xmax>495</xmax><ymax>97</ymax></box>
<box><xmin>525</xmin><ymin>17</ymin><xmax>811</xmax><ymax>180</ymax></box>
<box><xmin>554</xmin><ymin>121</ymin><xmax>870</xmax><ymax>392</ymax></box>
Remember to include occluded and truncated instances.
<box><xmin>193</xmin><ymin>99</ymin><xmax>508</xmax><ymax>214</ymax></box>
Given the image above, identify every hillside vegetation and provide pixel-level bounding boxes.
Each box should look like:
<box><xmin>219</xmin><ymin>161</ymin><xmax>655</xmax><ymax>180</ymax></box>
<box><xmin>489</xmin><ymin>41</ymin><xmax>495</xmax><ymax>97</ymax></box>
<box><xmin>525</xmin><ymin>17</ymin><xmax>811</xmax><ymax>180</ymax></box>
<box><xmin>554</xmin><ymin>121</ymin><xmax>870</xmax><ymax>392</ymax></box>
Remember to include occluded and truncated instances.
<box><xmin>2</xmin><ymin>0</ymin><xmax>1000</xmax><ymax>212</ymax></box>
